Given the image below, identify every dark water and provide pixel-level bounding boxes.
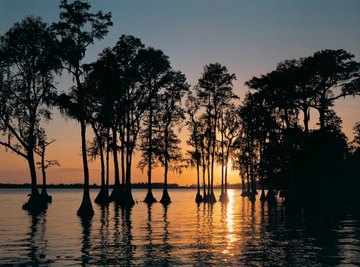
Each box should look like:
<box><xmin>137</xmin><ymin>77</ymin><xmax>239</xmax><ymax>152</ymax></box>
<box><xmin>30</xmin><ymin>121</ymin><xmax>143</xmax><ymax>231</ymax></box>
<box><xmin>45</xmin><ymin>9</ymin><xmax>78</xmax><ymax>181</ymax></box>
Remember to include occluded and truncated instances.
<box><xmin>0</xmin><ymin>189</ymin><xmax>359</xmax><ymax>266</ymax></box>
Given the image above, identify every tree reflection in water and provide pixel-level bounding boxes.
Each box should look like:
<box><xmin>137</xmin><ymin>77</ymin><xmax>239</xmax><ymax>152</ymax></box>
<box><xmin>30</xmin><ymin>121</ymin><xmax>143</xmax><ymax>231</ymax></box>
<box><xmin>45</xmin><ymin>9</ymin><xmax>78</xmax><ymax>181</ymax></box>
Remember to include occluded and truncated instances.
<box><xmin>13</xmin><ymin>190</ymin><xmax>360</xmax><ymax>265</ymax></box>
<box><xmin>79</xmin><ymin>216</ymin><xmax>92</xmax><ymax>265</ymax></box>
<box><xmin>144</xmin><ymin>204</ymin><xmax>155</xmax><ymax>265</ymax></box>
<box><xmin>193</xmin><ymin>202</ymin><xmax>216</xmax><ymax>265</ymax></box>
<box><xmin>26</xmin><ymin>210</ymin><xmax>50</xmax><ymax>265</ymax></box>
<box><xmin>97</xmin><ymin>205</ymin><xmax>110</xmax><ymax>264</ymax></box>
<box><xmin>113</xmin><ymin>204</ymin><xmax>134</xmax><ymax>265</ymax></box>
<box><xmin>162</xmin><ymin>205</ymin><xmax>171</xmax><ymax>265</ymax></box>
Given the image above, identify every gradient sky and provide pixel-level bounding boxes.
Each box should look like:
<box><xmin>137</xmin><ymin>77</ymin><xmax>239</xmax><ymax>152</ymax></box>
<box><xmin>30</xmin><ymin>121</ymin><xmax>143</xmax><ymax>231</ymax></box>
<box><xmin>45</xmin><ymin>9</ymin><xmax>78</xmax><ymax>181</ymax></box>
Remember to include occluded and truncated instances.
<box><xmin>1</xmin><ymin>0</ymin><xmax>360</xmax><ymax>185</ymax></box>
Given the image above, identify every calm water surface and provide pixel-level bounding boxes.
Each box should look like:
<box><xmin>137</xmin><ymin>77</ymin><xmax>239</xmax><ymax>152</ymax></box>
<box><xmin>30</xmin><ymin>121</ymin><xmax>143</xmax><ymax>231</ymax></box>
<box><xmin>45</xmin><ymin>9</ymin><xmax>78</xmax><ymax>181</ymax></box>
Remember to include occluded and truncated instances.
<box><xmin>0</xmin><ymin>189</ymin><xmax>360</xmax><ymax>266</ymax></box>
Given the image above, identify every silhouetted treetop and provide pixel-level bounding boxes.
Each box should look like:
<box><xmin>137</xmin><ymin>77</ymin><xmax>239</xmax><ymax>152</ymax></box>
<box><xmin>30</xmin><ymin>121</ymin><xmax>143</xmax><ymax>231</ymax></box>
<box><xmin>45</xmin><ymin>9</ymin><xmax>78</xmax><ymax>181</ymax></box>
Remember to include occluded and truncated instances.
<box><xmin>52</xmin><ymin>0</ymin><xmax>112</xmax><ymax>74</ymax></box>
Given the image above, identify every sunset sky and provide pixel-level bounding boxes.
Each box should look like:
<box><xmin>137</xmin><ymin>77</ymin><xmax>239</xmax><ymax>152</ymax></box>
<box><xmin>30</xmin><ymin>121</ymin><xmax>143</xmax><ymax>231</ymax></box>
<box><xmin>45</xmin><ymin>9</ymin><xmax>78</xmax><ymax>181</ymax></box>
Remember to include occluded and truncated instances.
<box><xmin>0</xmin><ymin>0</ymin><xmax>360</xmax><ymax>186</ymax></box>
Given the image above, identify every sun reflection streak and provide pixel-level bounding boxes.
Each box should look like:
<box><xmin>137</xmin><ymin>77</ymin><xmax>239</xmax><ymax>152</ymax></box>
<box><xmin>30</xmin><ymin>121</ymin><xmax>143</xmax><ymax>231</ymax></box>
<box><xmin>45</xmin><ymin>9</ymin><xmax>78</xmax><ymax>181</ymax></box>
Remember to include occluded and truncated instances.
<box><xmin>222</xmin><ymin>190</ymin><xmax>237</xmax><ymax>257</ymax></box>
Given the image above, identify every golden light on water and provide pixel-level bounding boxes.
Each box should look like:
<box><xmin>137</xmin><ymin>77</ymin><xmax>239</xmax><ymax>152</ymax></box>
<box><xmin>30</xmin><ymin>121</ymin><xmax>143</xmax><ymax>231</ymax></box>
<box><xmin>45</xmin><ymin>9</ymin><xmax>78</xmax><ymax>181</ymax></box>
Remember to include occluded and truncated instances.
<box><xmin>222</xmin><ymin>190</ymin><xmax>237</xmax><ymax>257</ymax></box>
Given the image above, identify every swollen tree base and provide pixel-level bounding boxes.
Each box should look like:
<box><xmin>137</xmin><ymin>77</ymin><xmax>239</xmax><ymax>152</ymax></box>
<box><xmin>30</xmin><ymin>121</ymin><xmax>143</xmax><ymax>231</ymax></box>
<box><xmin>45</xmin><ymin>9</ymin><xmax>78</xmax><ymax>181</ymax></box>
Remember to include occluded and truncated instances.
<box><xmin>160</xmin><ymin>189</ymin><xmax>171</xmax><ymax>205</ymax></box>
<box><xmin>22</xmin><ymin>193</ymin><xmax>48</xmax><ymax>212</ymax></box>
<box><xmin>124</xmin><ymin>189</ymin><xmax>135</xmax><ymax>206</ymax></box>
<box><xmin>95</xmin><ymin>188</ymin><xmax>109</xmax><ymax>205</ymax></box>
<box><xmin>77</xmin><ymin>194</ymin><xmax>94</xmax><ymax>218</ymax></box>
<box><xmin>195</xmin><ymin>193</ymin><xmax>203</xmax><ymax>203</ymax></box>
<box><xmin>144</xmin><ymin>190</ymin><xmax>157</xmax><ymax>204</ymax></box>
<box><xmin>110</xmin><ymin>185</ymin><xmax>125</xmax><ymax>204</ymax></box>
<box><xmin>41</xmin><ymin>189</ymin><xmax>52</xmax><ymax>203</ymax></box>
<box><xmin>248</xmin><ymin>193</ymin><xmax>256</xmax><ymax>202</ymax></box>
<box><xmin>204</xmin><ymin>192</ymin><xmax>217</xmax><ymax>203</ymax></box>
<box><xmin>266</xmin><ymin>190</ymin><xmax>276</xmax><ymax>202</ymax></box>
<box><xmin>260</xmin><ymin>190</ymin><xmax>266</xmax><ymax>202</ymax></box>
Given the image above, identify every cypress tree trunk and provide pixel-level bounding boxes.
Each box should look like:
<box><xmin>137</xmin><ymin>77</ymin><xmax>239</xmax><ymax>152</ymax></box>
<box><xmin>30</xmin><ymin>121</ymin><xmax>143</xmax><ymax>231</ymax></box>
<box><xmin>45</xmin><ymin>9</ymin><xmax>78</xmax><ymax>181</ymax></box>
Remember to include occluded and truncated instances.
<box><xmin>144</xmin><ymin>101</ymin><xmax>156</xmax><ymax>204</ymax></box>
<box><xmin>202</xmin><ymin>155</ymin><xmax>207</xmax><ymax>199</ymax></box>
<box><xmin>161</xmin><ymin>126</ymin><xmax>171</xmax><ymax>205</ymax></box>
<box><xmin>303</xmin><ymin>107</ymin><xmax>310</xmax><ymax>136</ymax></box>
<box><xmin>110</xmin><ymin>128</ymin><xmax>123</xmax><ymax>203</ymax></box>
<box><xmin>195</xmin><ymin>160</ymin><xmax>203</xmax><ymax>203</ymax></box>
<box><xmin>40</xmin><ymin>153</ymin><xmax>52</xmax><ymax>203</ymax></box>
<box><xmin>95</xmin><ymin>144</ymin><xmax>109</xmax><ymax>205</ymax></box>
<box><xmin>77</xmin><ymin>119</ymin><xmax>94</xmax><ymax>217</ymax></box>
<box><xmin>209</xmin><ymin>120</ymin><xmax>217</xmax><ymax>203</ymax></box>
<box><xmin>23</xmin><ymin>150</ymin><xmax>47</xmax><ymax>211</ymax></box>
<box><xmin>219</xmin><ymin>119</ymin><xmax>225</xmax><ymax>202</ymax></box>
<box><xmin>125</xmin><ymin>147</ymin><xmax>135</xmax><ymax>206</ymax></box>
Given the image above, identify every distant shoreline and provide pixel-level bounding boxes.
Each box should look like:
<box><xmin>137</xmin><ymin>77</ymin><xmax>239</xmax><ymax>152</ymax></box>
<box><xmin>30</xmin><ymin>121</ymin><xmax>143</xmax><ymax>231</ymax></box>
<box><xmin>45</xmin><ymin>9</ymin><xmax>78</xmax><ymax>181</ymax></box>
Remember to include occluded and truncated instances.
<box><xmin>0</xmin><ymin>183</ymin><xmax>242</xmax><ymax>190</ymax></box>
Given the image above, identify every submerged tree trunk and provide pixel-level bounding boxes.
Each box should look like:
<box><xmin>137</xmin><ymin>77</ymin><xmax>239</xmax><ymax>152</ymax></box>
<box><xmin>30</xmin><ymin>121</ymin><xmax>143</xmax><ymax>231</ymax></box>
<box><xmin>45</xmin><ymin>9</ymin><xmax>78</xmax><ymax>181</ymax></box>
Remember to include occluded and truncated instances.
<box><xmin>23</xmin><ymin>150</ymin><xmax>47</xmax><ymax>212</ymax></box>
<box><xmin>120</xmin><ymin>140</ymin><xmax>125</xmax><ymax>188</ymax></box>
<box><xmin>240</xmin><ymin>169</ymin><xmax>246</xmax><ymax>197</ymax></box>
<box><xmin>124</xmin><ymin>147</ymin><xmax>135</xmax><ymax>206</ymax></box>
<box><xmin>209</xmin><ymin>124</ymin><xmax>217</xmax><ymax>203</ymax></box>
<box><xmin>124</xmin><ymin>106</ymin><xmax>135</xmax><ymax>206</ymax></box>
<box><xmin>195</xmin><ymin>160</ymin><xmax>203</xmax><ymax>203</ymax></box>
<box><xmin>110</xmin><ymin>128</ymin><xmax>123</xmax><ymax>203</ymax></box>
<box><xmin>161</xmin><ymin>127</ymin><xmax>171</xmax><ymax>205</ymax></box>
<box><xmin>249</xmin><ymin>159</ymin><xmax>256</xmax><ymax>202</ymax></box>
<box><xmin>302</xmin><ymin>107</ymin><xmax>310</xmax><ymax>136</ymax></box>
<box><xmin>223</xmin><ymin>148</ymin><xmax>230</xmax><ymax>203</ymax></box>
<box><xmin>106</xmin><ymin>139</ymin><xmax>110</xmax><ymax>194</ymax></box>
<box><xmin>77</xmin><ymin>120</ymin><xmax>94</xmax><ymax>217</ymax></box>
<box><xmin>95</xmin><ymin>143</ymin><xmax>109</xmax><ymax>205</ymax></box>
<box><xmin>201</xmin><ymin>151</ymin><xmax>207</xmax><ymax>199</ymax></box>
<box><xmin>40</xmin><ymin>152</ymin><xmax>52</xmax><ymax>203</ymax></box>
<box><xmin>144</xmin><ymin>103</ymin><xmax>157</xmax><ymax>204</ymax></box>
<box><xmin>160</xmin><ymin>155</ymin><xmax>171</xmax><ymax>205</ymax></box>
<box><xmin>206</xmin><ymin>159</ymin><xmax>211</xmax><ymax>201</ymax></box>
<box><xmin>219</xmin><ymin>120</ymin><xmax>227</xmax><ymax>202</ymax></box>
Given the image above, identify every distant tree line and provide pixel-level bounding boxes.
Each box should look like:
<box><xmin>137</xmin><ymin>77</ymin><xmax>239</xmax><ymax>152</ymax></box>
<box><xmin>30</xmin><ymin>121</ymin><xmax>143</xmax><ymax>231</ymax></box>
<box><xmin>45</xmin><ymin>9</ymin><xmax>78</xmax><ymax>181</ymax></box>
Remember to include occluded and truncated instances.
<box><xmin>0</xmin><ymin>0</ymin><xmax>359</xmax><ymax>216</ymax></box>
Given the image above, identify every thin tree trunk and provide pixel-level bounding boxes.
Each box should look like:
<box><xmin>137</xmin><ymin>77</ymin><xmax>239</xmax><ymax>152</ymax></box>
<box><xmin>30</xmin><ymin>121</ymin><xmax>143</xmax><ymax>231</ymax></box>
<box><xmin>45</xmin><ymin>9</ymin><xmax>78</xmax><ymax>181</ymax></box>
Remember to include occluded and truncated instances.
<box><xmin>303</xmin><ymin>107</ymin><xmax>309</xmax><ymax>136</ymax></box>
<box><xmin>224</xmin><ymin>146</ymin><xmax>230</xmax><ymax>200</ymax></box>
<box><xmin>41</xmin><ymin>152</ymin><xmax>47</xmax><ymax>194</ymax></box>
<box><xmin>144</xmin><ymin>99</ymin><xmax>156</xmax><ymax>204</ymax></box>
<box><xmin>106</xmin><ymin>129</ymin><xmax>110</xmax><ymax>193</ymax></box>
<box><xmin>210</xmin><ymin>118</ymin><xmax>217</xmax><ymax>202</ymax></box>
<box><xmin>95</xmin><ymin>140</ymin><xmax>108</xmax><ymax>205</ymax></box>
<box><xmin>110</xmin><ymin>127</ymin><xmax>122</xmax><ymax>202</ymax></box>
<box><xmin>121</xmin><ymin>140</ymin><xmax>125</xmax><ymax>187</ymax></box>
<box><xmin>220</xmin><ymin>116</ymin><xmax>225</xmax><ymax>201</ymax></box>
<box><xmin>28</xmin><ymin>151</ymin><xmax>40</xmax><ymax>197</ymax></box>
<box><xmin>40</xmin><ymin>149</ymin><xmax>52</xmax><ymax>203</ymax></box>
<box><xmin>161</xmin><ymin>127</ymin><xmax>171</xmax><ymax>205</ymax></box>
<box><xmin>202</xmin><ymin>156</ymin><xmax>207</xmax><ymax>198</ymax></box>
<box><xmin>125</xmin><ymin>146</ymin><xmax>135</xmax><ymax>206</ymax></box>
<box><xmin>77</xmin><ymin>119</ymin><xmax>94</xmax><ymax>217</ymax></box>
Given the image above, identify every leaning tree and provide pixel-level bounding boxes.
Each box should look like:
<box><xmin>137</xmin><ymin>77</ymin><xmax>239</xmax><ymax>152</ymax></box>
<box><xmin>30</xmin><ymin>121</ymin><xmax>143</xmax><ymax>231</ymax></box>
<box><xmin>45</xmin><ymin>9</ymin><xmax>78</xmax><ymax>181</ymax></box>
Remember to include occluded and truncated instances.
<box><xmin>0</xmin><ymin>16</ymin><xmax>61</xmax><ymax>211</ymax></box>
<box><xmin>304</xmin><ymin>49</ymin><xmax>360</xmax><ymax>131</ymax></box>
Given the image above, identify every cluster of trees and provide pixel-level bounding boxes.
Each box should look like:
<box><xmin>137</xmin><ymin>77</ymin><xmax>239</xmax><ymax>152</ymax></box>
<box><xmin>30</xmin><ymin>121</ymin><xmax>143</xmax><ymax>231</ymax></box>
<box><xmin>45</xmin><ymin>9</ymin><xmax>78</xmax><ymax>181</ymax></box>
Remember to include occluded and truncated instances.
<box><xmin>0</xmin><ymin>1</ymin><xmax>189</xmax><ymax>216</ymax></box>
<box><xmin>186</xmin><ymin>63</ymin><xmax>239</xmax><ymax>203</ymax></box>
<box><xmin>1</xmin><ymin>0</ymin><xmax>360</xmax><ymax>217</ymax></box>
<box><xmin>238</xmin><ymin>49</ymin><xmax>360</xmax><ymax>204</ymax></box>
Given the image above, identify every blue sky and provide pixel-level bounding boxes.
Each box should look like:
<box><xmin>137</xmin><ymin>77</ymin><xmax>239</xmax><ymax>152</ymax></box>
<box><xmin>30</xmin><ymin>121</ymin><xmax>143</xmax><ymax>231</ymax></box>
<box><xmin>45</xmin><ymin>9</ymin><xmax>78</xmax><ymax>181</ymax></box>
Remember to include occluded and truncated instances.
<box><xmin>1</xmin><ymin>0</ymin><xmax>360</xmax><ymax>184</ymax></box>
